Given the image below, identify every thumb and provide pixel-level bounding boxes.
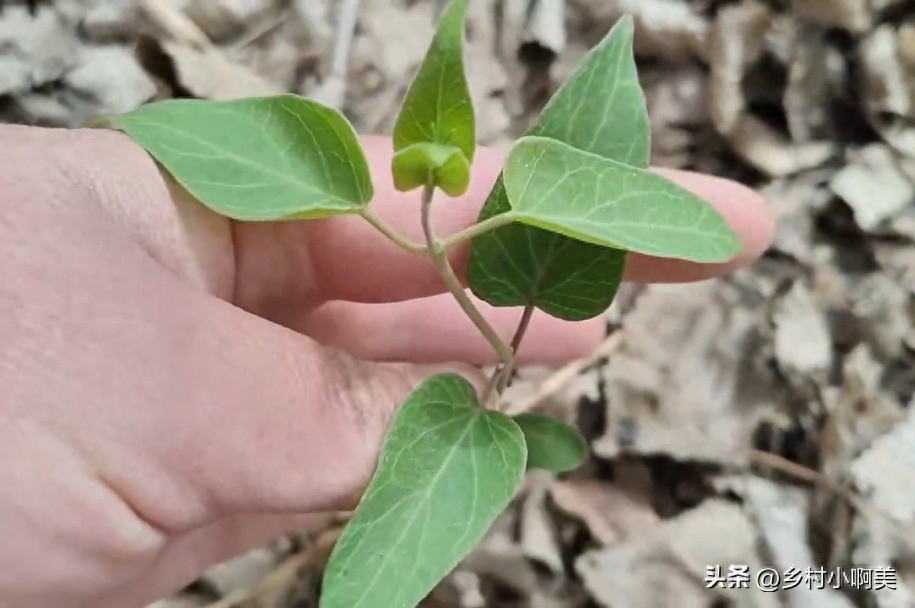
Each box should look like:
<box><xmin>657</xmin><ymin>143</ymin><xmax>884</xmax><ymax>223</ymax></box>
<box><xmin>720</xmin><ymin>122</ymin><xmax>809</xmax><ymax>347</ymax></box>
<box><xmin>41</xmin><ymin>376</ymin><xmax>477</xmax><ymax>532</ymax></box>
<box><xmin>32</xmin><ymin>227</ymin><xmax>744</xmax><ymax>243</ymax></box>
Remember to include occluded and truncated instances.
<box><xmin>132</xmin><ymin>296</ymin><xmax>485</xmax><ymax>534</ymax></box>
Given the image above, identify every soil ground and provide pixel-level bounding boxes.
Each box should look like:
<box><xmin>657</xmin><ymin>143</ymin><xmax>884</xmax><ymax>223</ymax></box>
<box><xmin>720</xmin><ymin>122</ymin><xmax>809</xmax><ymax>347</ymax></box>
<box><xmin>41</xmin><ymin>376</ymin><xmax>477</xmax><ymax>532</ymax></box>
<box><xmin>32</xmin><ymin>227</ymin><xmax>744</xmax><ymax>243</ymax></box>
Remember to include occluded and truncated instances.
<box><xmin>3</xmin><ymin>1</ymin><xmax>915</xmax><ymax>606</ymax></box>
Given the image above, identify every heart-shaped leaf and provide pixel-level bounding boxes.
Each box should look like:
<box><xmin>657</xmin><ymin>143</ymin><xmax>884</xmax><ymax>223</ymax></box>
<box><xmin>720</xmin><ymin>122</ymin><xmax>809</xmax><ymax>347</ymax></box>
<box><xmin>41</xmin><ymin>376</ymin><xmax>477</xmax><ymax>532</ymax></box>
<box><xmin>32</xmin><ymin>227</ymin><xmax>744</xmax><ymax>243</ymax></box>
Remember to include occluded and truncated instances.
<box><xmin>514</xmin><ymin>413</ymin><xmax>587</xmax><ymax>473</ymax></box>
<box><xmin>504</xmin><ymin>137</ymin><xmax>741</xmax><ymax>262</ymax></box>
<box><xmin>111</xmin><ymin>95</ymin><xmax>372</xmax><ymax>221</ymax></box>
<box><xmin>392</xmin><ymin>142</ymin><xmax>471</xmax><ymax>196</ymax></box>
<box><xmin>392</xmin><ymin>0</ymin><xmax>475</xmax><ymax>196</ymax></box>
<box><xmin>320</xmin><ymin>374</ymin><xmax>526</xmax><ymax>608</ymax></box>
<box><xmin>466</xmin><ymin>16</ymin><xmax>646</xmax><ymax>321</ymax></box>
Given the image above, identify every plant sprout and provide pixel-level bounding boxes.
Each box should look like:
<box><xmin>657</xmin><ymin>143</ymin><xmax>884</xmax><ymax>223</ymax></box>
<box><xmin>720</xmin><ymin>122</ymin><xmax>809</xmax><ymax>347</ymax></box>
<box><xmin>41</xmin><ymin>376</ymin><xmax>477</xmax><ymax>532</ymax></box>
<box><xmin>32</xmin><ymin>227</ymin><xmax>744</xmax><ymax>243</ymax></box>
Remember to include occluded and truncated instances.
<box><xmin>103</xmin><ymin>2</ymin><xmax>739</xmax><ymax>607</ymax></box>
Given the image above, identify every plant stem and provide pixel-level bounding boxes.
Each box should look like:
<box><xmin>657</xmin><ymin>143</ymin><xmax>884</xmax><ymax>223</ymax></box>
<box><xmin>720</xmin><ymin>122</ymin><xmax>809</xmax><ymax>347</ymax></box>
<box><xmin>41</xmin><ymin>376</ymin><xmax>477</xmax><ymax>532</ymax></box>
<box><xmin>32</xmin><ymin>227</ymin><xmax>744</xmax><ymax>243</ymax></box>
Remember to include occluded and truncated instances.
<box><xmin>360</xmin><ymin>208</ymin><xmax>428</xmax><ymax>254</ymax></box>
<box><xmin>509</xmin><ymin>303</ymin><xmax>535</xmax><ymax>355</ymax></box>
<box><xmin>499</xmin><ymin>303</ymin><xmax>535</xmax><ymax>391</ymax></box>
<box><xmin>420</xmin><ymin>182</ymin><xmax>513</xmax><ymax>371</ymax></box>
<box><xmin>481</xmin><ymin>366</ymin><xmax>504</xmax><ymax>407</ymax></box>
<box><xmin>483</xmin><ymin>303</ymin><xmax>535</xmax><ymax>406</ymax></box>
<box><xmin>438</xmin><ymin>213</ymin><xmax>517</xmax><ymax>251</ymax></box>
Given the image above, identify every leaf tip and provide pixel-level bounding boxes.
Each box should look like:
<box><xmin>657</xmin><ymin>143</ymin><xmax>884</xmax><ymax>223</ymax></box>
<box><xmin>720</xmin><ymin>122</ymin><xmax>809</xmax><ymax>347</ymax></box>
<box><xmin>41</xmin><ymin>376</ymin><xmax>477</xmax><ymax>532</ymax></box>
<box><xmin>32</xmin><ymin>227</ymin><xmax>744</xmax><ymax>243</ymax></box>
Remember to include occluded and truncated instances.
<box><xmin>392</xmin><ymin>0</ymin><xmax>475</xmax><ymax>165</ymax></box>
<box><xmin>446</xmin><ymin>0</ymin><xmax>469</xmax><ymax>17</ymax></box>
<box><xmin>617</xmin><ymin>12</ymin><xmax>636</xmax><ymax>30</ymax></box>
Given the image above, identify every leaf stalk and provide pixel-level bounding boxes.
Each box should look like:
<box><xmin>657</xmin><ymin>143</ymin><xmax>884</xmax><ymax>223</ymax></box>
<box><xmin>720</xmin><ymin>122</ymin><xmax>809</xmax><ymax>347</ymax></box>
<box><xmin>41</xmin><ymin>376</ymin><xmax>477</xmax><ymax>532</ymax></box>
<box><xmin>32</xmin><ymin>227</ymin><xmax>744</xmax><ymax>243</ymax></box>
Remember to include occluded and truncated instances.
<box><xmin>360</xmin><ymin>208</ymin><xmax>428</xmax><ymax>254</ymax></box>
<box><xmin>501</xmin><ymin>303</ymin><xmax>535</xmax><ymax>390</ymax></box>
<box><xmin>362</xmin><ymin>206</ymin><xmax>516</xmax><ymax>257</ymax></box>
<box><xmin>438</xmin><ymin>212</ymin><xmax>516</xmax><ymax>251</ymax></box>
<box><xmin>483</xmin><ymin>303</ymin><xmax>534</xmax><ymax>407</ymax></box>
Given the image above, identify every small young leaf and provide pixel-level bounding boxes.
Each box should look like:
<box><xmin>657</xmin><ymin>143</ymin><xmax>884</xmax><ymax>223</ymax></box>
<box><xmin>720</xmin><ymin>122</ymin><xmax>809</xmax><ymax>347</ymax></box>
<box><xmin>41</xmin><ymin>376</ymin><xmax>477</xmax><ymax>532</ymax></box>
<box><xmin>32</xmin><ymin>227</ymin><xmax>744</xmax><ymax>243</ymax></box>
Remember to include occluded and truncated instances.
<box><xmin>392</xmin><ymin>142</ymin><xmax>471</xmax><ymax>196</ymax></box>
<box><xmin>320</xmin><ymin>374</ymin><xmax>526</xmax><ymax>608</ymax></box>
<box><xmin>466</xmin><ymin>16</ymin><xmax>646</xmax><ymax>321</ymax></box>
<box><xmin>111</xmin><ymin>95</ymin><xmax>373</xmax><ymax>221</ymax></box>
<box><xmin>504</xmin><ymin>137</ymin><xmax>741</xmax><ymax>262</ymax></box>
<box><xmin>391</xmin><ymin>0</ymin><xmax>475</xmax><ymax>195</ymax></box>
<box><xmin>514</xmin><ymin>413</ymin><xmax>587</xmax><ymax>473</ymax></box>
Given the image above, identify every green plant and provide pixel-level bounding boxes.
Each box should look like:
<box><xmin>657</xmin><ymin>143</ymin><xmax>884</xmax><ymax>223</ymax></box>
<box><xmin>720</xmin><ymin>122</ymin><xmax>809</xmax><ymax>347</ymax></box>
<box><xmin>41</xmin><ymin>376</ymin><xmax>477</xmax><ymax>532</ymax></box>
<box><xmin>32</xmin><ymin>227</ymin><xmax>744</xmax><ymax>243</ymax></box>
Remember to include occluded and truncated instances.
<box><xmin>104</xmin><ymin>3</ymin><xmax>739</xmax><ymax>606</ymax></box>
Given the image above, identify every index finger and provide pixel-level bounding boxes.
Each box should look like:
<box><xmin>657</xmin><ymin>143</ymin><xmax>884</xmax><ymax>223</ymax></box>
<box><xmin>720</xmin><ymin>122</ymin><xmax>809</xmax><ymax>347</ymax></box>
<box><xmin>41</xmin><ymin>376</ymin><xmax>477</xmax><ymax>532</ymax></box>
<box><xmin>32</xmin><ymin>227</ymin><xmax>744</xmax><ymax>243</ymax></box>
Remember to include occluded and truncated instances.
<box><xmin>234</xmin><ymin>136</ymin><xmax>773</xmax><ymax>306</ymax></box>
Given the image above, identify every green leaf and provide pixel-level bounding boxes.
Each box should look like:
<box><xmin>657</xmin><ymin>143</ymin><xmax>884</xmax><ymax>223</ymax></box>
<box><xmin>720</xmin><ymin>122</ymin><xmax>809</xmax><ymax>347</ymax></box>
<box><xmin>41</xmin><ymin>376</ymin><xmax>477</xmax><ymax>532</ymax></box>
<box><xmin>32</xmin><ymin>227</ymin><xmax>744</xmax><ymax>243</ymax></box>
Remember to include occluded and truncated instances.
<box><xmin>320</xmin><ymin>374</ymin><xmax>526</xmax><ymax>608</ymax></box>
<box><xmin>110</xmin><ymin>94</ymin><xmax>373</xmax><ymax>221</ymax></box>
<box><xmin>514</xmin><ymin>413</ymin><xmax>588</xmax><ymax>473</ymax></box>
<box><xmin>466</xmin><ymin>15</ymin><xmax>647</xmax><ymax>321</ymax></box>
<box><xmin>392</xmin><ymin>0</ymin><xmax>475</xmax><ymax>195</ymax></box>
<box><xmin>503</xmin><ymin>137</ymin><xmax>740</xmax><ymax>262</ymax></box>
<box><xmin>392</xmin><ymin>142</ymin><xmax>471</xmax><ymax>197</ymax></box>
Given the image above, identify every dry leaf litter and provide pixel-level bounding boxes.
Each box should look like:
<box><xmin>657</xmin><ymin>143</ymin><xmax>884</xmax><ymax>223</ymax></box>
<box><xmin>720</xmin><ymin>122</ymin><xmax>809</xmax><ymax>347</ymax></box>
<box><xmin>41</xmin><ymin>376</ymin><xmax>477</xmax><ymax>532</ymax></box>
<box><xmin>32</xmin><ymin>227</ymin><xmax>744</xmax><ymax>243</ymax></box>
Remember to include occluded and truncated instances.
<box><xmin>3</xmin><ymin>0</ymin><xmax>915</xmax><ymax>606</ymax></box>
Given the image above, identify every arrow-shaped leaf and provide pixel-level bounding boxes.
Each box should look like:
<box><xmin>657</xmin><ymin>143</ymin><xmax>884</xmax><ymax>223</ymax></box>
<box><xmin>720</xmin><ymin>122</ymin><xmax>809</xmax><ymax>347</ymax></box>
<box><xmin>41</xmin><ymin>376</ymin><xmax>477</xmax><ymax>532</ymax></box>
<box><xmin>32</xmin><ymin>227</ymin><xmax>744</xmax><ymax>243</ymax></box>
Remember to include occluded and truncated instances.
<box><xmin>320</xmin><ymin>374</ymin><xmax>526</xmax><ymax>608</ymax></box>
<box><xmin>504</xmin><ymin>137</ymin><xmax>740</xmax><ymax>262</ymax></box>
<box><xmin>466</xmin><ymin>16</ymin><xmax>646</xmax><ymax>321</ymax></box>
<box><xmin>111</xmin><ymin>95</ymin><xmax>373</xmax><ymax>221</ymax></box>
<box><xmin>392</xmin><ymin>0</ymin><xmax>475</xmax><ymax>196</ymax></box>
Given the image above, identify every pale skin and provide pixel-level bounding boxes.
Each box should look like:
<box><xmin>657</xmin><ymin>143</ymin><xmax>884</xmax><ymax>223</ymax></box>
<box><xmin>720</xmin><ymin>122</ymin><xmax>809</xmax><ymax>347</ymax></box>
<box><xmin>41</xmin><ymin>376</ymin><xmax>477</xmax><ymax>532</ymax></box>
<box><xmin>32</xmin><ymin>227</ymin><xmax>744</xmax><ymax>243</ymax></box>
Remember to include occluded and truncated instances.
<box><xmin>0</xmin><ymin>124</ymin><xmax>774</xmax><ymax>608</ymax></box>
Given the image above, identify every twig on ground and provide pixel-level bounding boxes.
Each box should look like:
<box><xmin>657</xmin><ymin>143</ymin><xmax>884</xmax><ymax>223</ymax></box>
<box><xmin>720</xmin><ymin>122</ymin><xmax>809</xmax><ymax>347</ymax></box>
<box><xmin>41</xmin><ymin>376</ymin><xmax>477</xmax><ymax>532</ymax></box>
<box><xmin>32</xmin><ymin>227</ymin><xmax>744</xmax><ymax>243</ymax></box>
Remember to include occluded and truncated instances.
<box><xmin>310</xmin><ymin>0</ymin><xmax>362</xmax><ymax>108</ymax></box>
<box><xmin>744</xmin><ymin>449</ymin><xmax>915</xmax><ymax>547</ymax></box>
<box><xmin>137</xmin><ymin>0</ymin><xmax>212</xmax><ymax>49</ymax></box>
<box><xmin>204</xmin><ymin>527</ymin><xmax>343</xmax><ymax>608</ymax></box>
<box><xmin>230</xmin><ymin>7</ymin><xmax>293</xmax><ymax>50</ymax></box>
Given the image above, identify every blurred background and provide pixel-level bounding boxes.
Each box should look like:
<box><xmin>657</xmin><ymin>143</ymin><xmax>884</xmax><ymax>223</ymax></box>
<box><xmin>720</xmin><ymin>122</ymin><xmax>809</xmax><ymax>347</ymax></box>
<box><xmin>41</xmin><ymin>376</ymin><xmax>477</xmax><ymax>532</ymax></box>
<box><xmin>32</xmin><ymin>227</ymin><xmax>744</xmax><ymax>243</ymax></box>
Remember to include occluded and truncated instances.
<box><xmin>3</xmin><ymin>0</ymin><xmax>915</xmax><ymax>606</ymax></box>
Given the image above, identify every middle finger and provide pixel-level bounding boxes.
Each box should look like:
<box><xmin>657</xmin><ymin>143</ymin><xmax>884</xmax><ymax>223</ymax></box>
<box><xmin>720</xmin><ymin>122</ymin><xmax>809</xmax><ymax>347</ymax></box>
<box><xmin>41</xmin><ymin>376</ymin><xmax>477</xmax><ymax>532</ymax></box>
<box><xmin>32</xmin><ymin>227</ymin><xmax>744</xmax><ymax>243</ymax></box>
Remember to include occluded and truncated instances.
<box><xmin>298</xmin><ymin>293</ymin><xmax>607</xmax><ymax>365</ymax></box>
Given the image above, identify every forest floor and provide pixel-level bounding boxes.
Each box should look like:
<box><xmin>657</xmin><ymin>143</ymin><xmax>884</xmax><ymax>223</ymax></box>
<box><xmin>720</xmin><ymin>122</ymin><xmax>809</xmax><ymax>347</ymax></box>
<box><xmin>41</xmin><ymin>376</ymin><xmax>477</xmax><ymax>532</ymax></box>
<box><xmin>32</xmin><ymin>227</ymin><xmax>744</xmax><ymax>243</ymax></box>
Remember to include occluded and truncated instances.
<box><xmin>4</xmin><ymin>0</ymin><xmax>915</xmax><ymax>606</ymax></box>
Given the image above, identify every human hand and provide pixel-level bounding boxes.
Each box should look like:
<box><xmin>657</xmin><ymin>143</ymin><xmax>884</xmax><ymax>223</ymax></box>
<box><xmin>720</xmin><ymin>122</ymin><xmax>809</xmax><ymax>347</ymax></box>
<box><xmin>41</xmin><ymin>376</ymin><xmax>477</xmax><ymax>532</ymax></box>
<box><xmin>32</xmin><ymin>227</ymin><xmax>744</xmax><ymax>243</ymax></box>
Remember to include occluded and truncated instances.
<box><xmin>0</xmin><ymin>125</ymin><xmax>773</xmax><ymax>608</ymax></box>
